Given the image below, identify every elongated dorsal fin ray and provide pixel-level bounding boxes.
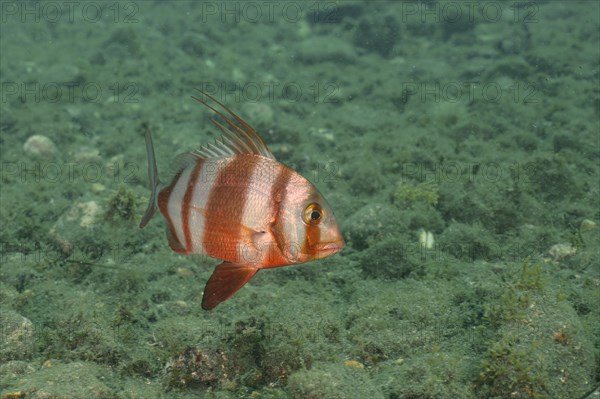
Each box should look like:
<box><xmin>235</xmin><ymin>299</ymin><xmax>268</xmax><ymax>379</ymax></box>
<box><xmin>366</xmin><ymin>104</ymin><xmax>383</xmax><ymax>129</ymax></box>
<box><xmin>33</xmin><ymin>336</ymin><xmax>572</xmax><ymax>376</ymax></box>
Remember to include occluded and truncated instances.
<box><xmin>191</xmin><ymin>89</ymin><xmax>275</xmax><ymax>160</ymax></box>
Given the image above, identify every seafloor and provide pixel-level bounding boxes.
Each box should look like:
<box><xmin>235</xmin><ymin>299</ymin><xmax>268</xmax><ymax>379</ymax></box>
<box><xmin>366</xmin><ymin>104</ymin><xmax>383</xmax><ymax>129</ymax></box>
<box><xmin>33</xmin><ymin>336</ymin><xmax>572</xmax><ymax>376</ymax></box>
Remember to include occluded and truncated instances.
<box><xmin>0</xmin><ymin>1</ymin><xmax>598</xmax><ymax>398</ymax></box>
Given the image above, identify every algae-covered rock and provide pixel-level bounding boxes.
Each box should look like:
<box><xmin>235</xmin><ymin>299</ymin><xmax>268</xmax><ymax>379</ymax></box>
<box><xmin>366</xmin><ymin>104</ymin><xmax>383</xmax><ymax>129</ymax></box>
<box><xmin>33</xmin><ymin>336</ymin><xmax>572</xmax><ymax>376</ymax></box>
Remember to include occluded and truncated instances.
<box><xmin>438</xmin><ymin>222</ymin><xmax>499</xmax><ymax>261</ymax></box>
<box><xmin>358</xmin><ymin>235</ymin><xmax>423</xmax><ymax>279</ymax></box>
<box><xmin>105</xmin><ymin>186</ymin><xmax>138</xmax><ymax>223</ymax></box>
<box><xmin>1</xmin><ymin>361</ymin><xmax>116</xmax><ymax>398</ymax></box>
<box><xmin>375</xmin><ymin>353</ymin><xmax>475</xmax><ymax>399</ymax></box>
<box><xmin>345</xmin><ymin>203</ymin><xmax>406</xmax><ymax>250</ymax></box>
<box><xmin>0</xmin><ymin>310</ymin><xmax>34</xmax><ymax>361</ymax></box>
<box><xmin>476</xmin><ymin>266</ymin><xmax>597</xmax><ymax>398</ymax></box>
<box><xmin>287</xmin><ymin>362</ymin><xmax>384</xmax><ymax>399</ymax></box>
<box><xmin>164</xmin><ymin>346</ymin><xmax>233</xmax><ymax>389</ymax></box>
<box><xmin>353</xmin><ymin>13</ymin><xmax>400</xmax><ymax>57</ymax></box>
<box><xmin>345</xmin><ymin>280</ymin><xmax>460</xmax><ymax>364</ymax></box>
<box><xmin>23</xmin><ymin>135</ymin><xmax>57</xmax><ymax>159</ymax></box>
<box><xmin>394</xmin><ymin>180</ymin><xmax>439</xmax><ymax>206</ymax></box>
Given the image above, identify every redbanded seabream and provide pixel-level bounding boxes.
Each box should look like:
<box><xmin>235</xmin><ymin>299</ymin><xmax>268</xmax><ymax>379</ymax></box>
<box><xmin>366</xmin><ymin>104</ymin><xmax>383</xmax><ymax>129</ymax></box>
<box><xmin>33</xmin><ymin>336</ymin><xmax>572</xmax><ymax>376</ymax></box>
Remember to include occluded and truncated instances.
<box><xmin>139</xmin><ymin>91</ymin><xmax>345</xmax><ymax>310</ymax></box>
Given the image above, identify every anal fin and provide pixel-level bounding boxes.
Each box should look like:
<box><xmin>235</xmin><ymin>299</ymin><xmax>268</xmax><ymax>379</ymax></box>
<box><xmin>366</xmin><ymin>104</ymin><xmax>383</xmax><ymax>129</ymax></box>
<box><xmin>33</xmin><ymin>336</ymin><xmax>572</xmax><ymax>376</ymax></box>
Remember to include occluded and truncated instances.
<box><xmin>202</xmin><ymin>262</ymin><xmax>258</xmax><ymax>310</ymax></box>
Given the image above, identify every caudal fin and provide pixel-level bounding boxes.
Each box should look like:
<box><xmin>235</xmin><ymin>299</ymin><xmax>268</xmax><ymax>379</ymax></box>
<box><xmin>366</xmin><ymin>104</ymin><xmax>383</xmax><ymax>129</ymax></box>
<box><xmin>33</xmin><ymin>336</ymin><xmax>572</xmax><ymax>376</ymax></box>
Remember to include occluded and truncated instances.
<box><xmin>139</xmin><ymin>129</ymin><xmax>161</xmax><ymax>228</ymax></box>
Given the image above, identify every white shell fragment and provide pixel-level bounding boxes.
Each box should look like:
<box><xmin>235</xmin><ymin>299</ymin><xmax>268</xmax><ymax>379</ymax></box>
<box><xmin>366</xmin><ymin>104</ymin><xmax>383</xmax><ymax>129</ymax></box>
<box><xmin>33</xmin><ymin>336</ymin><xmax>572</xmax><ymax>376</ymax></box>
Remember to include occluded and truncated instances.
<box><xmin>418</xmin><ymin>229</ymin><xmax>435</xmax><ymax>249</ymax></box>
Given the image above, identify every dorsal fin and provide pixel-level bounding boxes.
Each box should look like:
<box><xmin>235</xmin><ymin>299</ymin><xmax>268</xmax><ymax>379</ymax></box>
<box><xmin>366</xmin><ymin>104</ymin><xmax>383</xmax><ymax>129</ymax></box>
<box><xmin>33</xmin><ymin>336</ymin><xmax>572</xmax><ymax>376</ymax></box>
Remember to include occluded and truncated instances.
<box><xmin>191</xmin><ymin>89</ymin><xmax>276</xmax><ymax>160</ymax></box>
<box><xmin>169</xmin><ymin>152</ymin><xmax>199</xmax><ymax>176</ymax></box>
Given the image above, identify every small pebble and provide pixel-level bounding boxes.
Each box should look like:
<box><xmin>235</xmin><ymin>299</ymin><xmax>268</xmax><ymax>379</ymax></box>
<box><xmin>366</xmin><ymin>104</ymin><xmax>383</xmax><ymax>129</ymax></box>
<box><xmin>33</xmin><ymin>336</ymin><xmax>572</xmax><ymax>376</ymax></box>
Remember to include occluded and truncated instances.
<box><xmin>549</xmin><ymin>243</ymin><xmax>576</xmax><ymax>261</ymax></box>
<box><xmin>174</xmin><ymin>300</ymin><xmax>188</xmax><ymax>308</ymax></box>
<box><xmin>73</xmin><ymin>148</ymin><xmax>101</xmax><ymax>163</ymax></box>
<box><xmin>580</xmin><ymin>219</ymin><xmax>597</xmax><ymax>232</ymax></box>
<box><xmin>23</xmin><ymin>135</ymin><xmax>57</xmax><ymax>159</ymax></box>
<box><xmin>65</xmin><ymin>201</ymin><xmax>101</xmax><ymax>228</ymax></box>
<box><xmin>91</xmin><ymin>183</ymin><xmax>106</xmax><ymax>193</ymax></box>
<box><xmin>176</xmin><ymin>267</ymin><xmax>194</xmax><ymax>278</ymax></box>
<box><xmin>343</xmin><ymin>360</ymin><xmax>365</xmax><ymax>369</ymax></box>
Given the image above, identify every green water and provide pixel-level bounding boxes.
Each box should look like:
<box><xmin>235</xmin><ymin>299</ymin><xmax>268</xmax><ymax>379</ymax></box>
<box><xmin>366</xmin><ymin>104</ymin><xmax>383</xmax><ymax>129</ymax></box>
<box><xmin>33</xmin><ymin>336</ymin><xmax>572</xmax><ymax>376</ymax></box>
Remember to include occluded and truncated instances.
<box><xmin>1</xmin><ymin>1</ymin><xmax>598</xmax><ymax>398</ymax></box>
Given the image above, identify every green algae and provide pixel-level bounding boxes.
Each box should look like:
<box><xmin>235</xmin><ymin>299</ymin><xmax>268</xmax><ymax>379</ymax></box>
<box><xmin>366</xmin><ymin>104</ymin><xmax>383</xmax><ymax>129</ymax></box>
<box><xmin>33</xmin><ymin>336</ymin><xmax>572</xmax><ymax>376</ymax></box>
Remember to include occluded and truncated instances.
<box><xmin>105</xmin><ymin>186</ymin><xmax>139</xmax><ymax>224</ymax></box>
<box><xmin>394</xmin><ymin>180</ymin><xmax>439</xmax><ymax>207</ymax></box>
<box><xmin>287</xmin><ymin>362</ymin><xmax>385</xmax><ymax>399</ymax></box>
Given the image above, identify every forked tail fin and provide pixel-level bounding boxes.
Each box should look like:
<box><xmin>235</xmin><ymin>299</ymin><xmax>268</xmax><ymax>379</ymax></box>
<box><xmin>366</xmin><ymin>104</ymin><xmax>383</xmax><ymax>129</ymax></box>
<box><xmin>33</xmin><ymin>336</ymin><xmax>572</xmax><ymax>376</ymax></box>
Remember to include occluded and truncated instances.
<box><xmin>139</xmin><ymin>130</ymin><xmax>161</xmax><ymax>228</ymax></box>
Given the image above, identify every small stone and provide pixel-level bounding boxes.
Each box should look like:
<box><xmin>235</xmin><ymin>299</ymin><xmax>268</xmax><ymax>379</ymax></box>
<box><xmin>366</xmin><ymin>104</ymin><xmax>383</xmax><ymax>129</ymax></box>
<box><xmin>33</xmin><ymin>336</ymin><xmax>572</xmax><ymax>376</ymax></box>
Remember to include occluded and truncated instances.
<box><xmin>580</xmin><ymin>219</ymin><xmax>597</xmax><ymax>232</ymax></box>
<box><xmin>323</xmin><ymin>132</ymin><xmax>335</xmax><ymax>142</ymax></box>
<box><xmin>73</xmin><ymin>148</ymin><xmax>101</xmax><ymax>163</ymax></box>
<box><xmin>91</xmin><ymin>183</ymin><xmax>106</xmax><ymax>193</ymax></box>
<box><xmin>0</xmin><ymin>311</ymin><xmax>34</xmax><ymax>360</ymax></box>
<box><xmin>343</xmin><ymin>360</ymin><xmax>365</xmax><ymax>369</ymax></box>
<box><xmin>49</xmin><ymin>201</ymin><xmax>102</xmax><ymax>255</ymax></box>
<box><xmin>23</xmin><ymin>135</ymin><xmax>57</xmax><ymax>159</ymax></box>
<box><xmin>174</xmin><ymin>300</ymin><xmax>188</xmax><ymax>308</ymax></box>
<box><xmin>549</xmin><ymin>243</ymin><xmax>576</xmax><ymax>261</ymax></box>
<box><xmin>65</xmin><ymin>201</ymin><xmax>101</xmax><ymax>228</ymax></box>
<box><xmin>176</xmin><ymin>267</ymin><xmax>194</xmax><ymax>278</ymax></box>
<box><xmin>80</xmin><ymin>201</ymin><xmax>101</xmax><ymax>228</ymax></box>
<box><xmin>312</xmin><ymin>128</ymin><xmax>335</xmax><ymax>142</ymax></box>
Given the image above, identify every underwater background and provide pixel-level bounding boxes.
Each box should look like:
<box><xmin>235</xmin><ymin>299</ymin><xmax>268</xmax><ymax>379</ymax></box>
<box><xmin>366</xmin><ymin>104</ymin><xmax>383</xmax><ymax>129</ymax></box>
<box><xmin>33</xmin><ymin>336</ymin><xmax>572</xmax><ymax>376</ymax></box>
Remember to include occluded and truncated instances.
<box><xmin>1</xmin><ymin>1</ymin><xmax>598</xmax><ymax>398</ymax></box>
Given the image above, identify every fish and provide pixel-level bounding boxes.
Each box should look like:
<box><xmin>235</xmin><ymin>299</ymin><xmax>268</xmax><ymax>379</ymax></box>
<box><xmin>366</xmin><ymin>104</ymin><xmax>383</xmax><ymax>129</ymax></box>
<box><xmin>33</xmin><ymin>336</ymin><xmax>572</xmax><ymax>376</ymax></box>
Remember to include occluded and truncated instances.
<box><xmin>139</xmin><ymin>90</ymin><xmax>344</xmax><ymax>310</ymax></box>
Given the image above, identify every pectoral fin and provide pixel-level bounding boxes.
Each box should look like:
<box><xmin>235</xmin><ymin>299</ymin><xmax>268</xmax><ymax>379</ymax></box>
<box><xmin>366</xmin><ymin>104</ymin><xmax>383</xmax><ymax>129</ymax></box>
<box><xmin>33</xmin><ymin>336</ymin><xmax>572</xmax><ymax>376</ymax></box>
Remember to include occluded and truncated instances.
<box><xmin>201</xmin><ymin>262</ymin><xmax>258</xmax><ymax>310</ymax></box>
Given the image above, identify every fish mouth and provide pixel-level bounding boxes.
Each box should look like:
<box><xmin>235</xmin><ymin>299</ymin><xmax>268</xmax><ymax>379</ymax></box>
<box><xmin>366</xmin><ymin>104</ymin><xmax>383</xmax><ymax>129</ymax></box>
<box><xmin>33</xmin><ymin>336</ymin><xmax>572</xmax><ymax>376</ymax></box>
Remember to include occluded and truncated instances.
<box><xmin>316</xmin><ymin>240</ymin><xmax>345</xmax><ymax>257</ymax></box>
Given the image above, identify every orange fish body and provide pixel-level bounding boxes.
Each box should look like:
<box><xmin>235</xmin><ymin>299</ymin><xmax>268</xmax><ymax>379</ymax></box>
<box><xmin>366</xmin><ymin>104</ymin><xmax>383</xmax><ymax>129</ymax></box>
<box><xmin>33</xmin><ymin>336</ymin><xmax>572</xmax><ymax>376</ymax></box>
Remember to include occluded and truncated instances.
<box><xmin>140</xmin><ymin>91</ymin><xmax>344</xmax><ymax>310</ymax></box>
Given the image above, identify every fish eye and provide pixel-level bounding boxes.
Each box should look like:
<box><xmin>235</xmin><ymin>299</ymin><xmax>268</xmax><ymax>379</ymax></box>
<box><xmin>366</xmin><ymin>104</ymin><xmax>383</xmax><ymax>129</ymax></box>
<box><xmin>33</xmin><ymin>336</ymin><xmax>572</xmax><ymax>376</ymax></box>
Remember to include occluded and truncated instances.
<box><xmin>303</xmin><ymin>203</ymin><xmax>323</xmax><ymax>225</ymax></box>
